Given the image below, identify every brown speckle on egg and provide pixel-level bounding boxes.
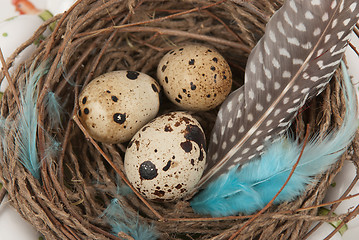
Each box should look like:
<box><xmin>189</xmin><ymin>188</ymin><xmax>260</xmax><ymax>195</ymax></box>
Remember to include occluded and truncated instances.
<box><xmin>162</xmin><ymin>161</ymin><xmax>172</xmax><ymax>171</ymax></box>
<box><xmin>154</xmin><ymin>190</ymin><xmax>165</xmax><ymax>197</ymax></box>
<box><xmin>164</xmin><ymin>125</ymin><xmax>173</xmax><ymax>132</ymax></box>
<box><xmin>111</xmin><ymin>96</ymin><xmax>118</xmax><ymax>102</ymax></box>
<box><xmin>180</xmin><ymin>141</ymin><xmax>192</xmax><ymax>153</ymax></box>
<box><xmin>126</xmin><ymin>70</ymin><xmax>140</xmax><ymax>80</ymax></box>
<box><xmin>135</xmin><ymin>140</ymin><xmax>140</xmax><ymax>151</ymax></box>
<box><xmin>151</xmin><ymin>84</ymin><xmax>159</xmax><ymax>92</ymax></box>
<box><xmin>190</xmin><ymin>82</ymin><xmax>196</xmax><ymax>90</ymax></box>
<box><xmin>113</xmin><ymin>113</ymin><xmax>126</xmax><ymax>124</ymax></box>
<box><xmin>139</xmin><ymin>161</ymin><xmax>158</xmax><ymax>180</ymax></box>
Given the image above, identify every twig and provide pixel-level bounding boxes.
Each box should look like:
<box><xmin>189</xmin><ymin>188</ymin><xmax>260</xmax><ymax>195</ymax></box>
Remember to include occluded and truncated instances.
<box><xmin>77</xmin><ymin>0</ymin><xmax>228</xmax><ymax>37</ymax></box>
<box><xmin>128</xmin><ymin>33</ymin><xmax>167</xmax><ymax>52</ymax></box>
<box><xmin>76</xmin><ymin>26</ymin><xmax>251</xmax><ymax>53</ymax></box>
<box><xmin>154</xmin><ymin>8</ymin><xmax>244</xmax><ymax>44</ymax></box>
<box><xmin>0</xmin><ymin>48</ymin><xmax>21</xmax><ymax>110</ymax></box>
<box><xmin>38</xmin><ymin>0</ymin><xmax>121</xmax><ymax>107</ymax></box>
<box><xmin>44</xmin><ymin>0</ymin><xmax>84</xmax><ymax>58</ymax></box>
<box><xmin>304</xmin><ymin>157</ymin><xmax>359</xmax><ymax>239</ymax></box>
<box><xmin>354</xmin><ymin>24</ymin><xmax>359</xmax><ymax>39</ymax></box>
<box><xmin>202</xmin><ymin>9</ymin><xmax>244</xmax><ymax>44</ymax></box>
<box><xmin>35</xmin><ymin>195</ymin><xmax>80</xmax><ymax>240</ymax></box>
<box><xmin>229</xmin><ymin>125</ymin><xmax>311</xmax><ymax>240</ymax></box>
<box><xmin>324</xmin><ymin>204</ymin><xmax>359</xmax><ymax>240</ymax></box>
<box><xmin>118</xmin><ymin>232</ymin><xmax>135</xmax><ymax>240</ymax></box>
<box><xmin>231</xmin><ymin>0</ymin><xmax>270</xmax><ymax>22</ymax></box>
<box><xmin>349</xmin><ymin>42</ymin><xmax>359</xmax><ymax>57</ymax></box>
<box><xmin>72</xmin><ymin>114</ymin><xmax>164</xmax><ymax>221</ymax></box>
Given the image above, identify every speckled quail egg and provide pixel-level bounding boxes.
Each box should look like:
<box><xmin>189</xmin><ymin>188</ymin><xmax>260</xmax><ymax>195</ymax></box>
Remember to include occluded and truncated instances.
<box><xmin>157</xmin><ymin>44</ymin><xmax>232</xmax><ymax>111</ymax></box>
<box><xmin>78</xmin><ymin>70</ymin><xmax>160</xmax><ymax>144</ymax></box>
<box><xmin>124</xmin><ymin>111</ymin><xmax>206</xmax><ymax>201</ymax></box>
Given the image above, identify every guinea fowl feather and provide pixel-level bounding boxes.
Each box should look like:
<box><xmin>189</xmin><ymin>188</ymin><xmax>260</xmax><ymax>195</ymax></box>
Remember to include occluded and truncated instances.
<box><xmin>191</xmin><ymin>62</ymin><xmax>358</xmax><ymax>217</ymax></box>
<box><xmin>196</xmin><ymin>0</ymin><xmax>359</xmax><ymax>189</ymax></box>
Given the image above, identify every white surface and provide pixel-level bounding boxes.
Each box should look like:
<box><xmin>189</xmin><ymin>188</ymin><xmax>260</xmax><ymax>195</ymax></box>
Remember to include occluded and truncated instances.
<box><xmin>0</xmin><ymin>196</ymin><xmax>40</xmax><ymax>240</ymax></box>
<box><xmin>0</xmin><ymin>15</ymin><xmax>47</xmax><ymax>91</ymax></box>
<box><xmin>307</xmin><ymin>222</ymin><xmax>343</xmax><ymax>240</ymax></box>
<box><xmin>324</xmin><ymin>160</ymin><xmax>359</xmax><ymax>228</ymax></box>
<box><xmin>0</xmin><ymin>1</ymin><xmax>358</xmax><ymax>240</ymax></box>
<box><xmin>333</xmin><ymin>31</ymin><xmax>359</xmax><ymax>240</ymax></box>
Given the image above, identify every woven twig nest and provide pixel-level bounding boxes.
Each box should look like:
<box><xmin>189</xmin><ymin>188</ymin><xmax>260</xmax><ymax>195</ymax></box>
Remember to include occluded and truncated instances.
<box><xmin>0</xmin><ymin>0</ymin><xmax>358</xmax><ymax>239</ymax></box>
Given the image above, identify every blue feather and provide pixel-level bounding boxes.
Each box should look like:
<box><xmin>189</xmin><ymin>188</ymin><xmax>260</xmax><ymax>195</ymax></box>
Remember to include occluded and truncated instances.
<box><xmin>44</xmin><ymin>91</ymin><xmax>64</xmax><ymax>129</ymax></box>
<box><xmin>43</xmin><ymin>131</ymin><xmax>62</xmax><ymax>160</ymax></box>
<box><xmin>13</xmin><ymin>61</ymin><xmax>50</xmax><ymax>180</ymax></box>
<box><xmin>101</xmin><ymin>198</ymin><xmax>159</xmax><ymax>240</ymax></box>
<box><xmin>191</xmin><ymin>62</ymin><xmax>358</xmax><ymax>217</ymax></box>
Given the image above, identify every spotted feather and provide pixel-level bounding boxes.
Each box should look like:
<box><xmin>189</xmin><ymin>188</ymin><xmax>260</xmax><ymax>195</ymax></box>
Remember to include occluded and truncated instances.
<box><xmin>195</xmin><ymin>0</ymin><xmax>359</xmax><ymax>189</ymax></box>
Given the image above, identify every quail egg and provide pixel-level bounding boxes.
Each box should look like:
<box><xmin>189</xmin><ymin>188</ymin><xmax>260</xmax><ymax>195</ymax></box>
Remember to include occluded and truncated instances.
<box><xmin>157</xmin><ymin>44</ymin><xmax>232</xmax><ymax>111</ymax></box>
<box><xmin>124</xmin><ymin>111</ymin><xmax>206</xmax><ymax>201</ymax></box>
<box><xmin>78</xmin><ymin>70</ymin><xmax>160</xmax><ymax>144</ymax></box>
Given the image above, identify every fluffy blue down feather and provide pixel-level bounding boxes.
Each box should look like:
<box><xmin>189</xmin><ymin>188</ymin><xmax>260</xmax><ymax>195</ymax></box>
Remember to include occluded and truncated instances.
<box><xmin>13</xmin><ymin>62</ymin><xmax>50</xmax><ymax>180</ymax></box>
<box><xmin>191</xmin><ymin>62</ymin><xmax>358</xmax><ymax>217</ymax></box>
<box><xmin>101</xmin><ymin>198</ymin><xmax>159</xmax><ymax>240</ymax></box>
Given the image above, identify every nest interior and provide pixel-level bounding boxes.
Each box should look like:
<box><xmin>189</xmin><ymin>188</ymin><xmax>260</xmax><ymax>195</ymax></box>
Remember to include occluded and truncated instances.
<box><xmin>0</xmin><ymin>0</ymin><xmax>358</xmax><ymax>239</ymax></box>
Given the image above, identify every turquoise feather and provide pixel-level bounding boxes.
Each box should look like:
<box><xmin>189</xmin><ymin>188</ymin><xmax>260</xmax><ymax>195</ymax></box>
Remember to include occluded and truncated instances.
<box><xmin>13</xmin><ymin>61</ymin><xmax>50</xmax><ymax>180</ymax></box>
<box><xmin>44</xmin><ymin>91</ymin><xmax>64</xmax><ymax>129</ymax></box>
<box><xmin>101</xmin><ymin>198</ymin><xmax>159</xmax><ymax>240</ymax></box>
<box><xmin>191</xmin><ymin>62</ymin><xmax>358</xmax><ymax>217</ymax></box>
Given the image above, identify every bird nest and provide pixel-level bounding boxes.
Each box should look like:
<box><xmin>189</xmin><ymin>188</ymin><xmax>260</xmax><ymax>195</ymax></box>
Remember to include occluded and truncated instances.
<box><xmin>0</xmin><ymin>0</ymin><xmax>358</xmax><ymax>239</ymax></box>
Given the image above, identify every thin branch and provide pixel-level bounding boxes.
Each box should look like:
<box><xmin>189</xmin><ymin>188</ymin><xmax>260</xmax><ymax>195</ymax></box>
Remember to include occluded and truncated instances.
<box><xmin>75</xmin><ymin>26</ymin><xmax>251</xmax><ymax>53</ymax></box>
<box><xmin>74</xmin><ymin>0</ymin><xmax>227</xmax><ymax>40</ymax></box>
<box><xmin>349</xmin><ymin>42</ymin><xmax>359</xmax><ymax>57</ymax></box>
<box><xmin>324</xmin><ymin>204</ymin><xmax>359</xmax><ymax>240</ymax></box>
<box><xmin>154</xmin><ymin>8</ymin><xmax>244</xmax><ymax>44</ymax></box>
<box><xmin>0</xmin><ymin>48</ymin><xmax>21</xmax><ymax>110</ymax></box>
<box><xmin>44</xmin><ymin>0</ymin><xmax>84</xmax><ymax>58</ymax></box>
<box><xmin>353</xmin><ymin>24</ymin><xmax>359</xmax><ymax>39</ymax></box>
